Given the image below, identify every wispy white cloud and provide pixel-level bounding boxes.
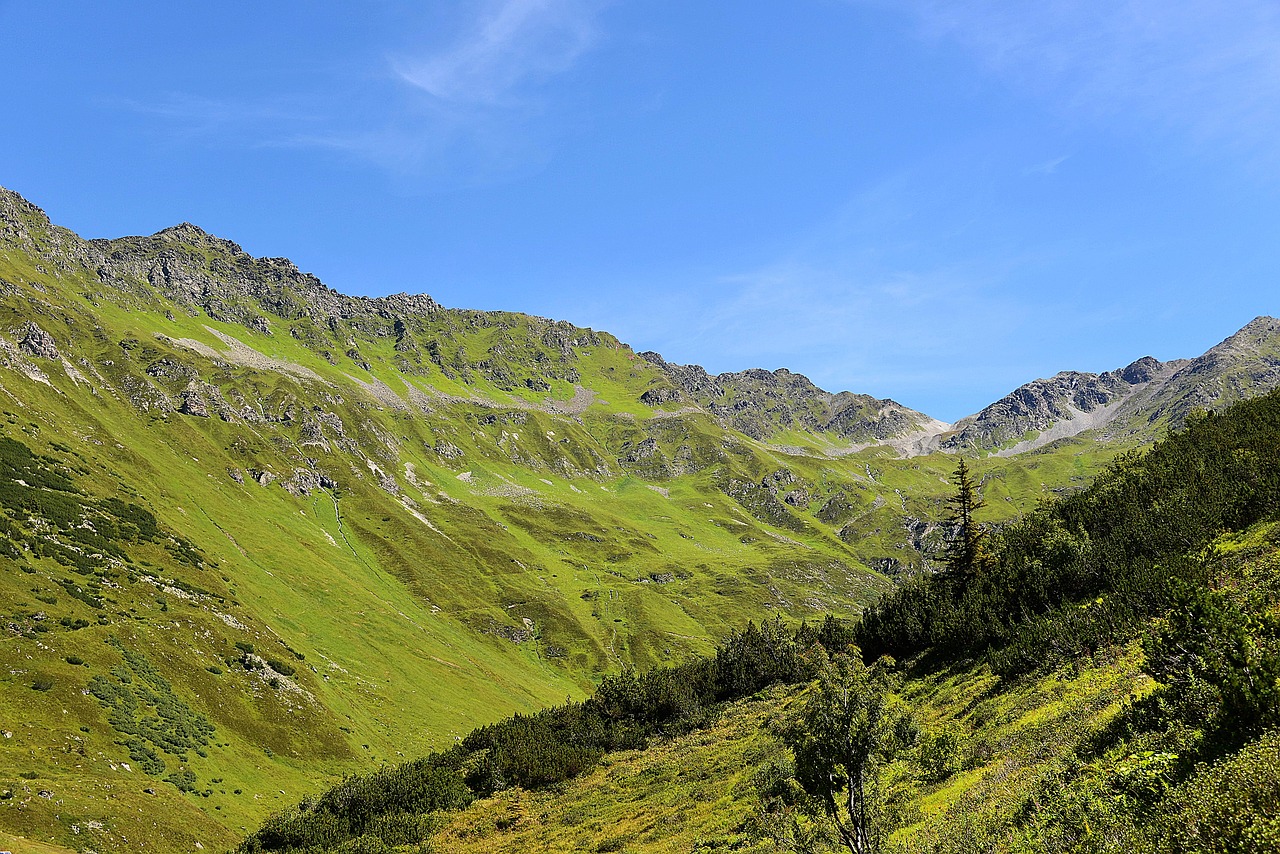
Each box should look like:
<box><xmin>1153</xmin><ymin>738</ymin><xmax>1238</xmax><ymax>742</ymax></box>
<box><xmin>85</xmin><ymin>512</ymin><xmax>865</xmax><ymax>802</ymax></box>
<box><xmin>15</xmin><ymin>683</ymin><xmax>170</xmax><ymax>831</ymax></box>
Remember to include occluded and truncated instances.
<box><xmin>578</xmin><ymin>246</ymin><xmax>1037</xmax><ymax>418</ymax></box>
<box><xmin>885</xmin><ymin>0</ymin><xmax>1280</xmax><ymax>160</ymax></box>
<box><xmin>1025</xmin><ymin>154</ymin><xmax>1070</xmax><ymax>176</ymax></box>
<box><xmin>113</xmin><ymin>93</ymin><xmax>318</xmax><ymax>138</ymax></box>
<box><xmin>394</xmin><ymin>0</ymin><xmax>602</xmax><ymax>104</ymax></box>
<box><xmin>113</xmin><ymin>2</ymin><xmax>606</xmax><ymax>177</ymax></box>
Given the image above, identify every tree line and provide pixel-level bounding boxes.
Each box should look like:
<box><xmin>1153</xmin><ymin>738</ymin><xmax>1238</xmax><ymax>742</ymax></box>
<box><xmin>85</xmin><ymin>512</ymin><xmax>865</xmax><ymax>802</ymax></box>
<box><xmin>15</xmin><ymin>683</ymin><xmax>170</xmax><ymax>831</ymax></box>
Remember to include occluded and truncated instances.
<box><xmin>241</xmin><ymin>390</ymin><xmax>1280</xmax><ymax>854</ymax></box>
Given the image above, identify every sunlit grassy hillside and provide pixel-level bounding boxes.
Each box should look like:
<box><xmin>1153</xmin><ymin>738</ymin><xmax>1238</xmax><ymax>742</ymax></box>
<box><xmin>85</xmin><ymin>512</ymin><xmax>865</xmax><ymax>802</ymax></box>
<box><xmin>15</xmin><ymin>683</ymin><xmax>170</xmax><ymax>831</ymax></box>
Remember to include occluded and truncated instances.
<box><xmin>0</xmin><ymin>186</ymin><xmax>1259</xmax><ymax>852</ymax></box>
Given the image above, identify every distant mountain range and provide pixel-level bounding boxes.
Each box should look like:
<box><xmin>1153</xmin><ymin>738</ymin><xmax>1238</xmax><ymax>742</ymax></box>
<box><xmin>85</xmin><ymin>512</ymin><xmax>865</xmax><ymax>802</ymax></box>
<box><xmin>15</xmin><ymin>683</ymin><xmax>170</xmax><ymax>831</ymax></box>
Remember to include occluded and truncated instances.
<box><xmin>640</xmin><ymin>315</ymin><xmax>1280</xmax><ymax>458</ymax></box>
<box><xmin>4</xmin><ymin>185</ymin><xmax>1275</xmax><ymax>460</ymax></box>
<box><xmin>0</xmin><ymin>182</ymin><xmax>1277</xmax><ymax>854</ymax></box>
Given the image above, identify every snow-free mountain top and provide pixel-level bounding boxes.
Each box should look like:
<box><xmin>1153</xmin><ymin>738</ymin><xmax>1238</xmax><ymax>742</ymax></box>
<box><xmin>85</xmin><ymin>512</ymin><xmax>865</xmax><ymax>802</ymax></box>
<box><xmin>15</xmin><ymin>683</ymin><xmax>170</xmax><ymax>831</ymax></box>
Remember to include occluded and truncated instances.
<box><xmin>6</xmin><ymin>184</ymin><xmax>1275</xmax><ymax>461</ymax></box>
<box><xmin>2</xmin><ymin>184</ymin><xmax>1280</xmax><ymax>852</ymax></box>
<box><xmin>931</xmin><ymin>316</ymin><xmax>1280</xmax><ymax>456</ymax></box>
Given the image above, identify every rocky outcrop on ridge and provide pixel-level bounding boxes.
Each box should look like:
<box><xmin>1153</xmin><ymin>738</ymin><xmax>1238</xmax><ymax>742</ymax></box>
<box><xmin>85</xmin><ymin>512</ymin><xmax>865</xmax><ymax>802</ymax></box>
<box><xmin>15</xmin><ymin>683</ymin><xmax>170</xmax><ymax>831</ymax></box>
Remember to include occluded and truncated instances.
<box><xmin>940</xmin><ymin>356</ymin><xmax>1177</xmax><ymax>452</ymax></box>
<box><xmin>0</xmin><ymin>186</ymin><xmax>599</xmax><ymax>394</ymax></box>
<box><xmin>4</xmin><ymin>185</ymin><xmax>1280</xmax><ymax>461</ymax></box>
<box><xmin>638</xmin><ymin>352</ymin><xmax>937</xmax><ymax>444</ymax></box>
<box><xmin>939</xmin><ymin>317</ymin><xmax>1280</xmax><ymax>454</ymax></box>
<box><xmin>1133</xmin><ymin>316</ymin><xmax>1280</xmax><ymax>427</ymax></box>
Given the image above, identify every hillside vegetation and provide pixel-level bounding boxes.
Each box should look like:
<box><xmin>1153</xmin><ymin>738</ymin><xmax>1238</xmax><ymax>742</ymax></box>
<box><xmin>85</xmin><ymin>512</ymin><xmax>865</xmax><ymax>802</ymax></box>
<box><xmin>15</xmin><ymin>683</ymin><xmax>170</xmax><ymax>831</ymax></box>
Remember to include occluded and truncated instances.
<box><xmin>239</xmin><ymin>389</ymin><xmax>1280</xmax><ymax>852</ymax></box>
<box><xmin>1</xmin><ymin>184</ymin><xmax>1277</xmax><ymax>851</ymax></box>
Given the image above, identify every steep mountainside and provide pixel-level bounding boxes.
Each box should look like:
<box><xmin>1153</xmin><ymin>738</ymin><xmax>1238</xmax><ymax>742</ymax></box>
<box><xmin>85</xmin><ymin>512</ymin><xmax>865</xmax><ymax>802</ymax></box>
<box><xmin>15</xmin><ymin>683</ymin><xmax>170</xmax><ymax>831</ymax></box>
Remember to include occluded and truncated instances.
<box><xmin>941</xmin><ymin>317</ymin><xmax>1280</xmax><ymax>455</ymax></box>
<box><xmin>940</xmin><ymin>356</ymin><xmax>1182</xmax><ymax>454</ymax></box>
<box><xmin>0</xmin><ymin>183</ymin><xmax>1276</xmax><ymax>853</ymax></box>
<box><xmin>239</xmin><ymin>388</ymin><xmax>1280</xmax><ymax>854</ymax></box>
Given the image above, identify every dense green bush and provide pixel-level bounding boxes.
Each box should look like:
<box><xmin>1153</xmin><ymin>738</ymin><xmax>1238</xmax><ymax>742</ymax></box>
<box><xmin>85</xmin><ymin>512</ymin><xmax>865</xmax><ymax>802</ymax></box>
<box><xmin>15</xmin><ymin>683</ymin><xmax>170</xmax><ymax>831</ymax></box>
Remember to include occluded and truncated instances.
<box><xmin>87</xmin><ymin>638</ymin><xmax>215</xmax><ymax>782</ymax></box>
<box><xmin>240</xmin><ymin>615</ymin><xmax>842</xmax><ymax>853</ymax></box>
<box><xmin>857</xmin><ymin>390</ymin><xmax>1280</xmax><ymax>670</ymax></box>
<box><xmin>1151</xmin><ymin>729</ymin><xmax>1280</xmax><ymax>853</ymax></box>
<box><xmin>0</xmin><ymin>435</ymin><xmax>207</xmax><ymax>573</ymax></box>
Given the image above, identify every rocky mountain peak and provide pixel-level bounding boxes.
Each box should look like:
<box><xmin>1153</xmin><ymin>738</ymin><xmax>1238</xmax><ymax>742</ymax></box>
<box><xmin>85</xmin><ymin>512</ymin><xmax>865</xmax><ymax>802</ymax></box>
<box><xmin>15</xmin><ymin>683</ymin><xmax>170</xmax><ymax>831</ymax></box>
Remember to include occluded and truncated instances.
<box><xmin>0</xmin><ymin>185</ymin><xmax>51</xmax><ymax>227</ymax></box>
<box><xmin>1206</xmin><ymin>315</ymin><xmax>1280</xmax><ymax>356</ymax></box>
<box><xmin>639</xmin><ymin>354</ymin><xmax>935</xmax><ymax>444</ymax></box>
<box><xmin>941</xmin><ymin>357</ymin><xmax>1178</xmax><ymax>454</ymax></box>
<box><xmin>0</xmin><ymin>186</ymin><xmax>104</xmax><ymax>273</ymax></box>
<box><xmin>151</xmin><ymin>221</ymin><xmax>239</xmax><ymax>250</ymax></box>
<box><xmin>1115</xmin><ymin>355</ymin><xmax>1162</xmax><ymax>384</ymax></box>
<box><xmin>156</xmin><ymin>221</ymin><xmax>212</xmax><ymax>239</ymax></box>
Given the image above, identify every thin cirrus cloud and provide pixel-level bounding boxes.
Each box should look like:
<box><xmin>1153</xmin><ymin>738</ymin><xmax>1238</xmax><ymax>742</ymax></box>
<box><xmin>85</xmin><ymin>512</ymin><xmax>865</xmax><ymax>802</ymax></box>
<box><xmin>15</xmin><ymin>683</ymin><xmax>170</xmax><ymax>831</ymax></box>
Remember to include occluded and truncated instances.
<box><xmin>114</xmin><ymin>1</ymin><xmax>605</xmax><ymax>175</ymax></box>
<box><xmin>343</xmin><ymin>0</ymin><xmax>607</xmax><ymax>175</ymax></box>
<box><xmin>393</xmin><ymin>0</ymin><xmax>603</xmax><ymax>105</ymax></box>
<box><xmin>889</xmin><ymin>0</ymin><xmax>1280</xmax><ymax>162</ymax></box>
<box><xmin>282</xmin><ymin>0</ymin><xmax>604</xmax><ymax>176</ymax></box>
<box><xmin>112</xmin><ymin>93</ymin><xmax>320</xmax><ymax>142</ymax></box>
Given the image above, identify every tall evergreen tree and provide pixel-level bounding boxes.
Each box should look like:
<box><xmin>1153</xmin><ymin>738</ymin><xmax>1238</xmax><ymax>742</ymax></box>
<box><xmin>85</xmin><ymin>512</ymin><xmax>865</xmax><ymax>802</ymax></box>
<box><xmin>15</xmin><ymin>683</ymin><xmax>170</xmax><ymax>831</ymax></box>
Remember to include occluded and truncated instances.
<box><xmin>942</xmin><ymin>458</ymin><xmax>987</xmax><ymax>583</ymax></box>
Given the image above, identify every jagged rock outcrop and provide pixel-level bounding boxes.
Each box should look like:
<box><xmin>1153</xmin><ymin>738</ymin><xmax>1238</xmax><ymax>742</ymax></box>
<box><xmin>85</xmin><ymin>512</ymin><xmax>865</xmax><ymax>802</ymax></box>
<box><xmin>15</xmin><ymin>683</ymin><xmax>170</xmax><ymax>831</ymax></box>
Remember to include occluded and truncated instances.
<box><xmin>0</xmin><ymin>187</ymin><xmax>598</xmax><ymax>394</ymax></box>
<box><xmin>17</xmin><ymin>321</ymin><xmax>59</xmax><ymax>359</ymax></box>
<box><xmin>940</xmin><ymin>318</ymin><xmax>1280</xmax><ymax>455</ymax></box>
<box><xmin>178</xmin><ymin>382</ymin><xmax>211</xmax><ymax>417</ymax></box>
<box><xmin>1135</xmin><ymin>316</ymin><xmax>1280</xmax><ymax>425</ymax></box>
<box><xmin>638</xmin><ymin>352</ymin><xmax>936</xmax><ymax>444</ymax></box>
<box><xmin>941</xmin><ymin>357</ymin><xmax>1174</xmax><ymax>452</ymax></box>
<box><xmin>96</xmin><ymin>222</ymin><xmax>445</xmax><ymax>332</ymax></box>
<box><xmin>4</xmin><ymin>185</ymin><xmax>1280</xmax><ymax>466</ymax></box>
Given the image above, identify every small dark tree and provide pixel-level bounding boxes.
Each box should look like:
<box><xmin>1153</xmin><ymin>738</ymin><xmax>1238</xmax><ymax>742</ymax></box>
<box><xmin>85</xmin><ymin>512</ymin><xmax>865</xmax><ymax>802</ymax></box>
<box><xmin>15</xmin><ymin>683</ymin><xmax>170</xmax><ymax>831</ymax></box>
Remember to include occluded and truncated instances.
<box><xmin>783</xmin><ymin>651</ymin><xmax>914</xmax><ymax>854</ymax></box>
<box><xmin>942</xmin><ymin>458</ymin><xmax>988</xmax><ymax>583</ymax></box>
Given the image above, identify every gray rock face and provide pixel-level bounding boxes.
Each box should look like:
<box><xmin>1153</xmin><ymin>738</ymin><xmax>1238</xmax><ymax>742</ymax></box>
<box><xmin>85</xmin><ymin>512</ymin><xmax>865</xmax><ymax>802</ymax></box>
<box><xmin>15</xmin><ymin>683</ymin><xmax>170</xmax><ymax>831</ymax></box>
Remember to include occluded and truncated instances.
<box><xmin>639</xmin><ymin>385</ymin><xmax>683</xmax><ymax>406</ymax></box>
<box><xmin>941</xmin><ymin>317</ymin><xmax>1280</xmax><ymax>454</ymax></box>
<box><xmin>178</xmin><ymin>383</ymin><xmax>210</xmax><ymax>417</ymax></box>
<box><xmin>621</xmin><ymin>437</ymin><xmax>660</xmax><ymax>463</ymax></box>
<box><xmin>782</xmin><ymin>488</ymin><xmax>810</xmax><ymax>508</ymax></box>
<box><xmin>1125</xmin><ymin>316</ymin><xmax>1280</xmax><ymax>428</ymax></box>
<box><xmin>639</xmin><ymin>352</ymin><xmax>935</xmax><ymax>444</ymax></box>
<box><xmin>941</xmin><ymin>358</ymin><xmax>1166</xmax><ymax>452</ymax></box>
<box><xmin>283</xmin><ymin>468</ymin><xmax>326</xmax><ymax>496</ymax></box>
<box><xmin>17</xmin><ymin>322</ymin><xmax>59</xmax><ymax>360</ymax></box>
<box><xmin>433</xmin><ymin>441</ymin><xmax>464</xmax><ymax>460</ymax></box>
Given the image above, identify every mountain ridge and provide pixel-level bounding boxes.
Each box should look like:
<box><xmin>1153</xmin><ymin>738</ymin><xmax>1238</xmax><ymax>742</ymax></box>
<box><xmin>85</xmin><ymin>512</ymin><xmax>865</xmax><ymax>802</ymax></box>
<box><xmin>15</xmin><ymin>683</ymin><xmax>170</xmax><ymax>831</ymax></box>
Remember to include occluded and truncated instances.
<box><xmin>1</xmin><ymin>182</ymin><xmax>1278</xmax><ymax>852</ymax></box>
<box><xmin>6</xmin><ymin>184</ymin><xmax>1274</xmax><ymax>459</ymax></box>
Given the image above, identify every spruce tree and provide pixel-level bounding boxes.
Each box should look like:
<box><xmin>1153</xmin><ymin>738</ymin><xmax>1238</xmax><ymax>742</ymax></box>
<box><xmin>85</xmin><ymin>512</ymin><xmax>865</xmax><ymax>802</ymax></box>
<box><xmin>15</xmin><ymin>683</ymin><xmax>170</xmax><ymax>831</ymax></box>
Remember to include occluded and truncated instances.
<box><xmin>942</xmin><ymin>458</ymin><xmax>987</xmax><ymax>583</ymax></box>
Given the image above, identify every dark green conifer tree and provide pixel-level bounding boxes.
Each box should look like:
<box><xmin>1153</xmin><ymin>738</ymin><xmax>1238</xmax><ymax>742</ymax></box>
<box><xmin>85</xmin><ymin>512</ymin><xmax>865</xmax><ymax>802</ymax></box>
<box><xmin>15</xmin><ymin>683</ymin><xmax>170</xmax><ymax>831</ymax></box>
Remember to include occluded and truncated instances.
<box><xmin>942</xmin><ymin>458</ymin><xmax>988</xmax><ymax>583</ymax></box>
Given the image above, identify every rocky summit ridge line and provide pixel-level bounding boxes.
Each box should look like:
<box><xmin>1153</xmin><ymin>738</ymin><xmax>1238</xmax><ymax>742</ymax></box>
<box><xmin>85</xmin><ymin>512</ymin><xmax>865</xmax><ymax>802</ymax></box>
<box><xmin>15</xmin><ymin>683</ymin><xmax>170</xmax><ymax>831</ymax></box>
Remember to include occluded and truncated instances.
<box><xmin>4</xmin><ymin>184</ymin><xmax>1275</xmax><ymax>457</ymax></box>
<box><xmin>1</xmin><ymin>181</ymin><xmax>1279</xmax><ymax>854</ymax></box>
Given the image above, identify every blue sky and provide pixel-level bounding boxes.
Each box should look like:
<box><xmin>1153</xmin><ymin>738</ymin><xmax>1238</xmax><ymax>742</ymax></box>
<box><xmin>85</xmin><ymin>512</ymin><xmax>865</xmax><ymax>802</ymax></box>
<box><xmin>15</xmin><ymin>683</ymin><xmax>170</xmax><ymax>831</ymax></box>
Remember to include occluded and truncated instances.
<box><xmin>2</xmin><ymin>1</ymin><xmax>1278</xmax><ymax>421</ymax></box>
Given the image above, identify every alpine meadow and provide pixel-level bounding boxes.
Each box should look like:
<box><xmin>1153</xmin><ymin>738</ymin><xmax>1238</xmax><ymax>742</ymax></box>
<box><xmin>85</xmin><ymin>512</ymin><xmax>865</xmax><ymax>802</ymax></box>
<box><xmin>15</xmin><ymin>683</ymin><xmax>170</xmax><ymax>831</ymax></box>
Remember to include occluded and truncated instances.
<box><xmin>5</xmin><ymin>4</ymin><xmax>1280</xmax><ymax>852</ymax></box>
<box><xmin>1</xmin><ymin>185</ymin><xmax>1280</xmax><ymax>853</ymax></box>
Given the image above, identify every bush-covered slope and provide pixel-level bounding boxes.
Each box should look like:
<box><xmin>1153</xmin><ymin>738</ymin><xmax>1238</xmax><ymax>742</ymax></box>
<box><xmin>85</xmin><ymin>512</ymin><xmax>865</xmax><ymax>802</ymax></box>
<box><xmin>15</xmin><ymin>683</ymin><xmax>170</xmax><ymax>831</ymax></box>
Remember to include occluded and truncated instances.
<box><xmin>235</xmin><ymin>389</ymin><xmax>1280</xmax><ymax>853</ymax></box>
<box><xmin>3</xmin><ymin>183</ymin><xmax>1279</xmax><ymax>852</ymax></box>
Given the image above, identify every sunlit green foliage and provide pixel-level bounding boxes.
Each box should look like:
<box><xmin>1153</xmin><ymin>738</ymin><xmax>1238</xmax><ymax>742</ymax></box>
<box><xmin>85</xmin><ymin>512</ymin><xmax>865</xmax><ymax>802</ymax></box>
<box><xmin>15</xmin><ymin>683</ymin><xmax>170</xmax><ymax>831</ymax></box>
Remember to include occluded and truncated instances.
<box><xmin>857</xmin><ymin>390</ymin><xmax>1280</xmax><ymax>670</ymax></box>
<box><xmin>783</xmin><ymin>651</ymin><xmax>915</xmax><ymax>854</ymax></box>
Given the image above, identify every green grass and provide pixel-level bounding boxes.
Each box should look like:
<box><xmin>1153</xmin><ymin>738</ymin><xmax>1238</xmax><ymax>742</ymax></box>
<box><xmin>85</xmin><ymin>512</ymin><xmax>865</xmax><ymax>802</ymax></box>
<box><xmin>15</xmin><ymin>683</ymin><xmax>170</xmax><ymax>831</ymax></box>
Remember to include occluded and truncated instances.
<box><xmin>428</xmin><ymin>650</ymin><xmax>1148</xmax><ymax>853</ymax></box>
<box><xmin>0</xmin><ymin>208</ymin><xmax>1194</xmax><ymax>853</ymax></box>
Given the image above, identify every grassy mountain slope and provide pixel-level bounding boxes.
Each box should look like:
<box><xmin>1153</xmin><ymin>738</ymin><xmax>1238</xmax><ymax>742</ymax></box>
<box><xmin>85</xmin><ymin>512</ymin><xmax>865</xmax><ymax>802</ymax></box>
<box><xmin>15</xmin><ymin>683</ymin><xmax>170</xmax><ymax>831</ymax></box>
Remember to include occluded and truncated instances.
<box><xmin>0</xmin><ymin>183</ymin><xmax>1276</xmax><ymax>852</ymax></box>
<box><xmin>237</xmin><ymin>388</ymin><xmax>1280</xmax><ymax>854</ymax></box>
<box><xmin>428</xmin><ymin>651</ymin><xmax>1144</xmax><ymax>853</ymax></box>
